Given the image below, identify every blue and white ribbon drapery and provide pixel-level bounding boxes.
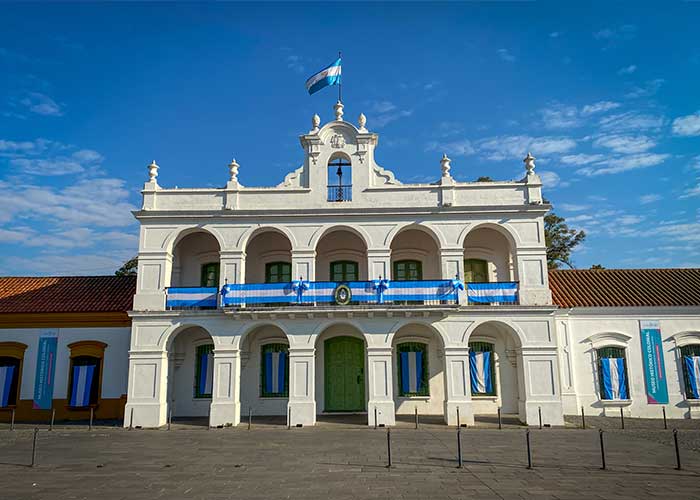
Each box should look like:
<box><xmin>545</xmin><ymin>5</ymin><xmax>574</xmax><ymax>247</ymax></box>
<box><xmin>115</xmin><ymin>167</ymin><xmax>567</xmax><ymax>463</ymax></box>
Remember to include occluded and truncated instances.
<box><xmin>305</xmin><ymin>58</ymin><xmax>342</xmax><ymax>95</ymax></box>
<box><xmin>400</xmin><ymin>351</ymin><xmax>423</xmax><ymax>394</ymax></box>
<box><xmin>264</xmin><ymin>351</ymin><xmax>287</xmax><ymax>394</ymax></box>
<box><xmin>198</xmin><ymin>350</ymin><xmax>214</xmax><ymax>396</ymax></box>
<box><xmin>600</xmin><ymin>357</ymin><xmax>628</xmax><ymax>400</ymax></box>
<box><xmin>291</xmin><ymin>279</ymin><xmax>309</xmax><ymax>304</ymax></box>
<box><xmin>685</xmin><ymin>356</ymin><xmax>700</xmax><ymax>399</ymax></box>
<box><xmin>373</xmin><ymin>278</ymin><xmax>390</xmax><ymax>304</ymax></box>
<box><xmin>166</xmin><ymin>287</ymin><xmax>218</xmax><ymax>308</ymax></box>
<box><xmin>69</xmin><ymin>364</ymin><xmax>96</xmax><ymax>407</ymax></box>
<box><xmin>469</xmin><ymin>351</ymin><xmax>493</xmax><ymax>394</ymax></box>
<box><xmin>0</xmin><ymin>365</ymin><xmax>15</xmax><ymax>407</ymax></box>
<box><xmin>467</xmin><ymin>282</ymin><xmax>518</xmax><ymax>304</ymax></box>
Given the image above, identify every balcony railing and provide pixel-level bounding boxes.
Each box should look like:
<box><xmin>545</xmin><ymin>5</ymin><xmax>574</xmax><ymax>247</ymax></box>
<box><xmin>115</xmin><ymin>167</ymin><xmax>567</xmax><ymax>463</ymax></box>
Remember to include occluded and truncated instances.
<box><xmin>165</xmin><ymin>281</ymin><xmax>520</xmax><ymax>310</ymax></box>
<box><xmin>327</xmin><ymin>184</ymin><xmax>352</xmax><ymax>202</ymax></box>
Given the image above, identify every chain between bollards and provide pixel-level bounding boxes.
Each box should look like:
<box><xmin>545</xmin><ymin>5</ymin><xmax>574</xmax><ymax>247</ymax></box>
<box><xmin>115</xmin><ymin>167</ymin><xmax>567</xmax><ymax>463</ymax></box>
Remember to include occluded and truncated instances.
<box><xmin>581</xmin><ymin>406</ymin><xmax>586</xmax><ymax>429</ymax></box>
<box><xmin>456</xmin><ymin>427</ymin><xmax>463</xmax><ymax>468</ymax></box>
<box><xmin>31</xmin><ymin>427</ymin><xmax>38</xmax><ymax>467</ymax></box>
<box><xmin>620</xmin><ymin>407</ymin><xmax>625</xmax><ymax>430</ymax></box>
<box><xmin>599</xmin><ymin>429</ymin><xmax>606</xmax><ymax>470</ymax></box>
<box><xmin>497</xmin><ymin>407</ymin><xmax>502</xmax><ymax>430</ymax></box>
<box><xmin>49</xmin><ymin>408</ymin><xmax>55</xmax><ymax>431</ymax></box>
<box><xmin>673</xmin><ymin>429</ymin><xmax>681</xmax><ymax>470</ymax></box>
<box><xmin>414</xmin><ymin>407</ymin><xmax>418</xmax><ymax>429</ymax></box>
<box><xmin>386</xmin><ymin>427</ymin><xmax>392</xmax><ymax>468</ymax></box>
<box><xmin>662</xmin><ymin>406</ymin><xmax>667</xmax><ymax>430</ymax></box>
<box><xmin>525</xmin><ymin>429</ymin><xmax>532</xmax><ymax>469</ymax></box>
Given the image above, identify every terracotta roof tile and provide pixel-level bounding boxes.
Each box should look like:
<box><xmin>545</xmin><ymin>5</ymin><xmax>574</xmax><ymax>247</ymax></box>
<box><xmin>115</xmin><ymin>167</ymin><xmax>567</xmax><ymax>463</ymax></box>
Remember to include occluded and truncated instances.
<box><xmin>0</xmin><ymin>276</ymin><xmax>136</xmax><ymax>314</ymax></box>
<box><xmin>549</xmin><ymin>268</ymin><xmax>700</xmax><ymax>308</ymax></box>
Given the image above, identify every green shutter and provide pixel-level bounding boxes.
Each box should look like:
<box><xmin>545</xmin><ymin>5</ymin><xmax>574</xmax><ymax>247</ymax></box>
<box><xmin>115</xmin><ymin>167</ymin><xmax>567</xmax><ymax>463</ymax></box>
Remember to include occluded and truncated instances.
<box><xmin>330</xmin><ymin>261</ymin><xmax>358</xmax><ymax>282</ymax></box>
<box><xmin>396</xmin><ymin>342</ymin><xmax>429</xmax><ymax>397</ymax></box>
<box><xmin>265</xmin><ymin>262</ymin><xmax>291</xmax><ymax>283</ymax></box>
<box><xmin>260</xmin><ymin>343</ymin><xmax>289</xmax><ymax>397</ymax></box>
<box><xmin>200</xmin><ymin>263</ymin><xmax>220</xmax><ymax>287</ymax></box>
<box><xmin>464</xmin><ymin>259</ymin><xmax>488</xmax><ymax>283</ymax></box>
<box><xmin>393</xmin><ymin>260</ymin><xmax>422</xmax><ymax>281</ymax></box>
<box><xmin>194</xmin><ymin>344</ymin><xmax>214</xmax><ymax>398</ymax></box>
<box><xmin>468</xmin><ymin>342</ymin><xmax>497</xmax><ymax>396</ymax></box>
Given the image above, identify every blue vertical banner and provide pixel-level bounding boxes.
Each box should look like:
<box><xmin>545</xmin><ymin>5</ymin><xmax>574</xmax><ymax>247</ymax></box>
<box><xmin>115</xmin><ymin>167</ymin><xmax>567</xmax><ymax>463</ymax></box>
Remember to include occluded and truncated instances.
<box><xmin>33</xmin><ymin>330</ymin><xmax>58</xmax><ymax>409</ymax></box>
<box><xmin>639</xmin><ymin>320</ymin><xmax>669</xmax><ymax>404</ymax></box>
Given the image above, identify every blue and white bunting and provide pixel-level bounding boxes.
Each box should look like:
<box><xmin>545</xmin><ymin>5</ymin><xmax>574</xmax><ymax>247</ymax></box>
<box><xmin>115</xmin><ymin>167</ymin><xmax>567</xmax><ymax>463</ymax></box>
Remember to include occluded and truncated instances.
<box><xmin>264</xmin><ymin>351</ymin><xmax>287</xmax><ymax>394</ymax></box>
<box><xmin>198</xmin><ymin>350</ymin><xmax>214</xmax><ymax>396</ymax></box>
<box><xmin>600</xmin><ymin>357</ymin><xmax>628</xmax><ymax>400</ymax></box>
<box><xmin>400</xmin><ymin>351</ymin><xmax>423</xmax><ymax>394</ymax></box>
<box><xmin>467</xmin><ymin>282</ymin><xmax>518</xmax><ymax>304</ymax></box>
<box><xmin>69</xmin><ymin>364</ymin><xmax>96</xmax><ymax>407</ymax></box>
<box><xmin>305</xmin><ymin>58</ymin><xmax>341</xmax><ymax>95</ymax></box>
<box><xmin>166</xmin><ymin>287</ymin><xmax>218</xmax><ymax>308</ymax></box>
<box><xmin>0</xmin><ymin>365</ymin><xmax>15</xmax><ymax>407</ymax></box>
<box><xmin>469</xmin><ymin>351</ymin><xmax>493</xmax><ymax>394</ymax></box>
<box><xmin>685</xmin><ymin>356</ymin><xmax>700</xmax><ymax>399</ymax></box>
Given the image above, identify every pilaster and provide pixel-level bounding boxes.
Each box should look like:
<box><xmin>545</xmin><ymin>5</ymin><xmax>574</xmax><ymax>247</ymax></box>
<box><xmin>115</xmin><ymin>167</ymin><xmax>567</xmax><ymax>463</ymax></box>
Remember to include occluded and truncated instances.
<box><xmin>209</xmin><ymin>348</ymin><xmax>241</xmax><ymax>427</ymax></box>
<box><xmin>367</xmin><ymin>346</ymin><xmax>395</xmax><ymax>426</ymax></box>
<box><xmin>443</xmin><ymin>347</ymin><xmax>474</xmax><ymax>426</ymax></box>
<box><xmin>288</xmin><ymin>347</ymin><xmax>316</xmax><ymax>426</ymax></box>
<box><xmin>367</xmin><ymin>248</ymin><xmax>391</xmax><ymax>280</ymax></box>
<box><xmin>124</xmin><ymin>350</ymin><xmax>168</xmax><ymax>428</ymax></box>
<box><xmin>291</xmin><ymin>249</ymin><xmax>316</xmax><ymax>282</ymax></box>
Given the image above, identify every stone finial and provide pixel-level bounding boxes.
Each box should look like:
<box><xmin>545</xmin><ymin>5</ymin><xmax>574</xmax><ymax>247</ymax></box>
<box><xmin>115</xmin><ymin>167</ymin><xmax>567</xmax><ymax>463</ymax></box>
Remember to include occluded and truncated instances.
<box><xmin>311</xmin><ymin>114</ymin><xmax>320</xmax><ymax>133</ymax></box>
<box><xmin>228</xmin><ymin>158</ymin><xmax>240</xmax><ymax>183</ymax></box>
<box><xmin>524</xmin><ymin>152</ymin><xmax>536</xmax><ymax>174</ymax></box>
<box><xmin>147</xmin><ymin>160</ymin><xmax>159</xmax><ymax>183</ymax></box>
<box><xmin>358</xmin><ymin>113</ymin><xmax>367</xmax><ymax>131</ymax></box>
<box><xmin>440</xmin><ymin>153</ymin><xmax>452</xmax><ymax>178</ymax></box>
<box><xmin>334</xmin><ymin>100</ymin><xmax>344</xmax><ymax>121</ymax></box>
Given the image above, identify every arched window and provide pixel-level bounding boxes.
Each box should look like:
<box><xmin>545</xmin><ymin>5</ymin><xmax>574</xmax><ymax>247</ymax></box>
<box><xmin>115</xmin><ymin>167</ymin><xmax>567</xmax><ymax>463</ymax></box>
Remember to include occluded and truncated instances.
<box><xmin>469</xmin><ymin>342</ymin><xmax>496</xmax><ymax>396</ymax></box>
<box><xmin>680</xmin><ymin>344</ymin><xmax>700</xmax><ymax>400</ymax></box>
<box><xmin>0</xmin><ymin>342</ymin><xmax>26</xmax><ymax>408</ymax></box>
<box><xmin>67</xmin><ymin>341</ymin><xmax>106</xmax><ymax>408</ymax></box>
<box><xmin>396</xmin><ymin>342</ymin><xmax>429</xmax><ymax>396</ymax></box>
<box><xmin>596</xmin><ymin>347</ymin><xmax>629</xmax><ymax>400</ymax></box>
<box><xmin>393</xmin><ymin>260</ymin><xmax>423</xmax><ymax>281</ymax></box>
<box><xmin>265</xmin><ymin>262</ymin><xmax>292</xmax><ymax>283</ymax></box>
<box><xmin>260</xmin><ymin>343</ymin><xmax>289</xmax><ymax>397</ymax></box>
<box><xmin>194</xmin><ymin>344</ymin><xmax>214</xmax><ymax>399</ymax></box>
<box><xmin>327</xmin><ymin>156</ymin><xmax>352</xmax><ymax>202</ymax></box>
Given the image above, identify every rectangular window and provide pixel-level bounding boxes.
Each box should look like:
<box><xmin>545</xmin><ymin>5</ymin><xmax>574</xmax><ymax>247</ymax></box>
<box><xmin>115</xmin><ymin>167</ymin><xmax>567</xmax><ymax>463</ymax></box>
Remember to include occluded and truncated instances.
<box><xmin>680</xmin><ymin>345</ymin><xmax>700</xmax><ymax>399</ymax></box>
<box><xmin>396</xmin><ymin>342</ymin><xmax>429</xmax><ymax>396</ymax></box>
<box><xmin>464</xmin><ymin>259</ymin><xmax>488</xmax><ymax>283</ymax></box>
<box><xmin>265</xmin><ymin>262</ymin><xmax>292</xmax><ymax>283</ymax></box>
<box><xmin>597</xmin><ymin>347</ymin><xmax>629</xmax><ymax>400</ymax></box>
<box><xmin>201</xmin><ymin>263</ymin><xmax>220</xmax><ymax>287</ymax></box>
<box><xmin>330</xmin><ymin>261</ymin><xmax>358</xmax><ymax>282</ymax></box>
<box><xmin>469</xmin><ymin>342</ymin><xmax>496</xmax><ymax>396</ymax></box>
<box><xmin>393</xmin><ymin>260</ymin><xmax>423</xmax><ymax>281</ymax></box>
<box><xmin>68</xmin><ymin>356</ymin><xmax>101</xmax><ymax>407</ymax></box>
<box><xmin>261</xmin><ymin>344</ymin><xmax>289</xmax><ymax>397</ymax></box>
<box><xmin>195</xmin><ymin>344</ymin><xmax>214</xmax><ymax>398</ymax></box>
<box><xmin>0</xmin><ymin>357</ymin><xmax>20</xmax><ymax>407</ymax></box>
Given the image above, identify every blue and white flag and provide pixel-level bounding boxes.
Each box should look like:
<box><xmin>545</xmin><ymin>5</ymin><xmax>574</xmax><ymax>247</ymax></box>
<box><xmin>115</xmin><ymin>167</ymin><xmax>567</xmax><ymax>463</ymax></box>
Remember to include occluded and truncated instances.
<box><xmin>0</xmin><ymin>365</ymin><xmax>15</xmax><ymax>407</ymax></box>
<box><xmin>469</xmin><ymin>351</ymin><xmax>493</xmax><ymax>394</ymax></box>
<box><xmin>199</xmin><ymin>351</ymin><xmax>214</xmax><ymax>396</ymax></box>
<box><xmin>69</xmin><ymin>364</ymin><xmax>96</xmax><ymax>407</ymax></box>
<box><xmin>264</xmin><ymin>351</ymin><xmax>287</xmax><ymax>394</ymax></box>
<box><xmin>305</xmin><ymin>58</ymin><xmax>341</xmax><ymax>95</ymax></box>
<box><xmin>467</xmin><ymin>282</ymin><xmax>518</xmax><ymax>304</ymax></box>
<box><xmin>600</xmin><ymin>357</ymin><xmax>628</xmax><ymax>400</ymax></box>
<box><xmin>685</xmin><ymin>356</ymin><xmax>700</xmax><ymax>399</ymax></box>
<box><xmin>400</xmin><ymin>351</ymin><xmax>423</xmax><ymax>394</ymax></box>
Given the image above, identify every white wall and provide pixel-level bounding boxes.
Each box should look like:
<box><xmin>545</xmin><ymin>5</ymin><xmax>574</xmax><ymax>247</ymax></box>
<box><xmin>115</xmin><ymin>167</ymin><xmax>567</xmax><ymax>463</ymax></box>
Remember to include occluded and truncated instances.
<box><xmin>390</xmin><ymin>229</ymin><xmax>441</xmax><ymax>280</ymax></box>
<box><xmin>168</xmin><ymin>326</ymin><xmax>213</xmax><ymax>417</ymax></box>
<box><xmin>244</xmin><ymin>231</ymin><xmax>292</xmax><ymax>283</ymax></box>
<box><xmin>240</xmin><ymin>326</ymin><xmax>289</xmax><ymax>416</ymax></box>
<box><xmin>172</xmin><ymin>231</ymin><xmax>220</xmax><ymax>287</ymax></box>
<box><xmin>315</xmin><ymin>230</ymin><xmax>368</xmax><ymax>281</ymax></box>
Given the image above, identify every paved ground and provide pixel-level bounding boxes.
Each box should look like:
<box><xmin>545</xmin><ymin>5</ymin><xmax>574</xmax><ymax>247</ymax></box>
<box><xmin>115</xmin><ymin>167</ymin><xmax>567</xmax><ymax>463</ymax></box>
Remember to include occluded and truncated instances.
<box><xmin>1</xmin><ymin>417</ymin><xmax>700</xmax><ymax>500</ymax></box>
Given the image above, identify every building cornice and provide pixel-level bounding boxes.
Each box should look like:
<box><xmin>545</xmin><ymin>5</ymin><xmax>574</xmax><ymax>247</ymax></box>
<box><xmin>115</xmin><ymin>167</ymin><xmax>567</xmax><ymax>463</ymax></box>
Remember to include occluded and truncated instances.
<box><xmin>0</xmin><ymin>312</ymin><xmax>131</xmax><ymax>329</ymax></box>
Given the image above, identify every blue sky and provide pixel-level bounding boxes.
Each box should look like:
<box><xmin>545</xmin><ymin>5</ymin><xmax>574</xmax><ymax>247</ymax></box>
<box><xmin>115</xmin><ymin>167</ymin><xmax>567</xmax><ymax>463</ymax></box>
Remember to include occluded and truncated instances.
<box><xmin>0</xmin><ymin>2</ymin><xmax>699</xmax><ymax>275</ymax></box>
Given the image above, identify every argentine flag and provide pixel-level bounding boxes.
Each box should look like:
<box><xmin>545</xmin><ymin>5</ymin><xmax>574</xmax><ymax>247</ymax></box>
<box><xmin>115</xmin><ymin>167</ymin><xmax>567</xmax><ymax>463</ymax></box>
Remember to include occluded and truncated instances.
<box><xmin>305</xmin><ymin>58</ymin><xmax>341</xmax><ymax>95</ymax></box>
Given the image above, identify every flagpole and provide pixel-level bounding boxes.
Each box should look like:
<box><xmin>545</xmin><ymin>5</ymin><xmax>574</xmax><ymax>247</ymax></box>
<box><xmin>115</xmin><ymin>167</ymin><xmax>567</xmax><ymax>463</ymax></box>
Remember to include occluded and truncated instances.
<box><xmin>338</xmin><ymin>50</ymin><xmax>342</xmax><ymax>103</ymax></box>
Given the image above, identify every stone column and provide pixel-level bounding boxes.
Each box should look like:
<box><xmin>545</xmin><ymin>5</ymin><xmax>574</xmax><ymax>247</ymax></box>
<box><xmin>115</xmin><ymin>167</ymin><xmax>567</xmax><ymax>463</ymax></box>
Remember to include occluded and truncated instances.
<box><xmin>287</xmin><ymin>347</ymin><xmax>316</xmax><ymax>426</ymax></box>
<box><xmin>367</xmin><ymin>347</ymin><xmax>396</xmax><ymax>426</ymax></box>
<box><xmin>219</xmin><ymin>250</ymin><xmax>245</xmax><ymax>287</ymax></box>
<box><xmin>443</xmin><ymin>347</ymin><xmax>474</xmax><ymax>426</ymax></box>
<box><xmin>209</xmin><ymin>348</ymin><xmax>241</xmax><ymax>427</ymax></box>
<box><xmin>291</xmin><ymin>249</ymin><xmax>316</xmax><ymax>282</ymax></box>
<box><xmin>132</xmin><ymin>252</ymin><xmax>170</xmax><ymax>311</ymax></box>
<box><xmin>124</xmin><ymin>349</ymin><xmax>168</xmax><ymax>428</ymax></box>
<box><xmin>367</xmin><ymin>248</ymin><xmax>391</xmax><ymax>280</ymax></box>
<box><xmin>440</xmin><ymin>247</ymin><xmax>467</xmax><ymax>305</ymax></box>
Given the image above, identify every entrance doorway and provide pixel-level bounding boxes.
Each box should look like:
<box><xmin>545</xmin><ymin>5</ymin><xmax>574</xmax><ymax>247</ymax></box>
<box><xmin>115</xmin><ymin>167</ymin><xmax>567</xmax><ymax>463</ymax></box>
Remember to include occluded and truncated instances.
<box><xmin>324</xmin><ymin>336</ymin><xmax>365</xmax><ymax>412</ymax></box>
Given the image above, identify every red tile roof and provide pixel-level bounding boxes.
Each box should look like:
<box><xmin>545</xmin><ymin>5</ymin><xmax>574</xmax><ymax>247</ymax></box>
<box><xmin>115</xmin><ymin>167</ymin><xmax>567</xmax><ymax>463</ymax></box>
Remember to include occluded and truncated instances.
<box><xmin>0</xmin><ymin>276</ymin><xmax>136</xmax><ymax>314</ymax></box>
<box><xmin>549</xmin><ymin>268</ymin><xmax>700</xmax><ymax>308</ymax></box>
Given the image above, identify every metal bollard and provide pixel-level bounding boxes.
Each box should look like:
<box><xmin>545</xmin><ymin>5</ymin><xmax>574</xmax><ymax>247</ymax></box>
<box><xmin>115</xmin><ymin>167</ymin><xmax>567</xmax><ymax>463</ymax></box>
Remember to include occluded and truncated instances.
<box><xmin>50</xmin><ymin>408</ymin><xmax>55</xmax><ymax>431</ymax></box>
<box><xmin>456</xmin><ymin>407</ymin><xmax>460</xmax><ymax>428</ymax></box>
<box><xmin>31</xmin><ymin>427</ymin><xmax>38</xmax><ymax>467</ymax></box>
<box><xmin>386</xmin><ymin>427</ymin><xmax>392</xmax><ymax>468</ymax></box>
<box><xmin>620</xmin><ymin>407</ymin><xmax>625</xmax><ymax>430</ymax></box>
<box><xmin>128</xmin><ymin>407</ymin><xmax>134</xmax><ymax>430</ymax></box>
<box><xmin>248</xmin><ymin>407</ymin><xmax>252</xmax><ymax>431</ymax></box>
<box><xmin>414</xmin><ymin>407</ymin><xmax>418</xmax><ymax>430</ymax></box>
<box><xmin>287</xmin><ymin>407</ymin><xmax>291</xmax><ymax>430</ymax></box>
<box><xmin>538</xmin><ymin>406</ymin><xmax>542</xmax><ymax>429</ymax></box>
<box><xmin>599</xmin><ymin>429</ymin><xmax>606</xmax><ymax>470</ymax></box>
<box><xmin>89</xmin><ymin>407</ymin><xmax>94</xmax><ymax>431</ymax></box>
<box><xmin>10</xmin><ymin>408</ymin><xmax>15</xmax><ymax>431</ymax></box>
<box><xmin>167</xmin><ymin>407</ymin><xmax>172</xmax><ymax>431</ymax></box>
<box><xmin>525</xmin><ymin>429</ymin><xmax>532</xmax><ymax>469</ymax></box>
<box><xmin>207</xmin><ymin>405</ymin><xmax>211</xmax><ymax>430</ymax></box>
<box><xmin>374</xmin><ymin>407</ymin><xmax>378</xmax><ymax>429</ymax></box>
<box><xmin>581</xmin><ymin>406</ymin><xmax>586</xmax><ymax>429</ymax></box>
<box><xmin>456</xmin><ymin>427</ymin><xmax>463</xmax><ymax>468</ymax></box>
<box><xmin>497</xmin><ymin>407</ymin><xmax>502</xmax><ymax>430</ymax></box>
<box><xmin>662</xmin><ymin>406</ymin><xmax>667</xmax><ymax>430</ymax></box>
<box><xmin>673</xmin><ymin>429</ymin><xmax>681</xmax><ymax>470</ymax></box>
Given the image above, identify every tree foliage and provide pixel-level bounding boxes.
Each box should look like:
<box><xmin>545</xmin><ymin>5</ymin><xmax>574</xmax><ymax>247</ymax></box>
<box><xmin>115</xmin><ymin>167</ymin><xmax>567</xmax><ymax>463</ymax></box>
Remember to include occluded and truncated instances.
<box><xmin>115</xmin><ymin>256</ymin><xmax>138</xmax><ymax>276</ymax></box>
<box><xmin>544</xmin><ymin>213</ymin><xmax>586</xmax><ymax>269</ymax></box>
<box><xmin>590</xmin><ymin>264</ymin><xmax>605</xmax><ymax>270</ymax></box>
<box><xmin>475</xmin><ymin>176</ymin><xmax>494</xmax><ymax>182</ymax></box>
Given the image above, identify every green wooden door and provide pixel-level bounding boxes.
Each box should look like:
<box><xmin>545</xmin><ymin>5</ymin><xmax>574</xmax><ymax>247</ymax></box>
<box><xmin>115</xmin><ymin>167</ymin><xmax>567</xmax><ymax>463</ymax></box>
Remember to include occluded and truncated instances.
<box><xmin>324</xmin><ymin>336</ymin><xmax>365</xmax><ymax>411</ymax></box>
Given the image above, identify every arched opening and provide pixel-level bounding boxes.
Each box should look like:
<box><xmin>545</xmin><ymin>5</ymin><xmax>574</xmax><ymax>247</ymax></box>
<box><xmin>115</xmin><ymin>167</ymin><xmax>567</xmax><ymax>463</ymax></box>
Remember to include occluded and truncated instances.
<box><xmin>315</xmin><ymin>323</ymin><xmax>368</xmax><ymax>423</ymax></box>
<box><xmin>244</xmin><ymin>230</ymin><xmax>293</xmax><ymax>283</ymax></box>
<box><xmin>327</xmin><ymin>153</ymin><xmax>352</xmax><ymax>202</ymax></box>
<box><xmin>462</xmin><ymin>226</ymin><xmax>517</xmax><ymax>283</ymax></box>
<box><xmin>166</xmin><ymin>326</ymin><xmax>215</xmax><ymax>423</ymax></box>
<box><xmin>240</xmin><ymin>324</ymin><xmax>289</xmax><ymax>422</ymax></box>
<box><xmin>392</xmin><ymin>323</ymin><xmax>445</xmax><ymax>424</ymax></box>
<box><xmin>315</xmin><ymin>229</ymin><xmax>368</xmax><ymax>282</ymax></box>
<box><xmin>171</xmin><ymin>230</ymin><xmax>221</xmax><ymax>287</ymax></box>
<box><xmin>467</xmin><ymin>321</ymin><xmax>524</xmax><ymax>424</ymax></box>
<box><xmin>390</xmin><ymin>227</ymin><xmax>441</xmax><ymax>280</ymax></box>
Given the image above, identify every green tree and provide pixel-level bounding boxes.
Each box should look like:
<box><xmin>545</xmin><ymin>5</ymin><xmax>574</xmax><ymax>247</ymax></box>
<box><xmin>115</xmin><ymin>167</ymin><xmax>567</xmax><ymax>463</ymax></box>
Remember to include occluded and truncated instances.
<box><xmin>590</xmin><ymin>264</ymin><xmax>605</xmax><ymax>270</ymax></box>
<box><xmin>115</xmin><ymin>256</ymin><xmax>138</xmax><ymax>276</ymax></box>
<box><xmin>475</xmin><ymin>176</ymin><xmax>494</xmax><ymax>182</ymax></box>
<box><xmin>544</xmin><ymin>213</ymin><xmax>586</xmax><ymax>269</ymax></box>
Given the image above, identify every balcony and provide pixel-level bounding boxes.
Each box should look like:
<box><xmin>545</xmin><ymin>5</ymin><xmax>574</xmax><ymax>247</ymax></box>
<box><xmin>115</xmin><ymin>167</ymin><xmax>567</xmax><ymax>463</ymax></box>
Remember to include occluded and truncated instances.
<box><xmin>327</xmin><ymin>184</ymin><xmax>352</xmax><ymax>202</ymax></box>
<box><xmin>165</xmin><ymin>280</ymin><xmax>519</xmax><ymax>310</ymax></box>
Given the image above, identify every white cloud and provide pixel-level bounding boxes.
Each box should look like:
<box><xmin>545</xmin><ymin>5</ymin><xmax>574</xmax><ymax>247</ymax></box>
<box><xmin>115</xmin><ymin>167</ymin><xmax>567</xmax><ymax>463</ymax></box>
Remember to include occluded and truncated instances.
<box><xmin>549</xmin><ymin>32</ymin><xmax>561</xmax><ymax>38</ymax></box>
<box><xmin>625</xmin><ymin>78</ymin><xmax>664</xmax><ymax>99</ymax></box>
<box><xmin>19</xmin><ymin>92</ymin><xmax>63</xmax><ymax>116</ymax></box>
<box><xmin>593</xmin><ymin>25</ymin><xmax>636</xmax><ymax>41</ymax></box>
<box><xmin>618</xmin><ymin>215</ymin><xmax>645</xmax><ymax>225</ymax></box>
<box><xmin>559</xmin><ymin>203</ymin><xmax>590</xmax><ymax>211</ymax></box>
<box><xmin>538</xmin><ymin>170</ymin><xmax>561</xmax><ymax>188</ymax></box>
<box><xmin>598</xmin><ymin>112</ymin><xmax>666</xmax><ymax>132</ymax></box>
<box><xmin>593</xmin><ymin>134</ymin><xmax>656</xmax><ymax>154</ymax></box>
<box><xmin>539</xmin><ymin>103</ymin><xmax>581</xmax><ymax>129</ymax></box>
<box><xmin>577</xmin><ymin>153</ymin><xmax>670</xmax><ymax>176</ymax></box>
<box><xmin>497</xmin><ymin>48</ymin><xmax>515</xmax><ymax>62</ymax></box>
<box><xmin>680</xmin><ymin>185</ymin><xmax>700</xmax><ymax>199</ymax></box>
<box><xmin>617</xmin><ymin>64</ymin><xmax>637</xmax><ymax>75</ymax></box>
<box><xmin>285</xmin><ymin>54</ymin><xmax>305</xmax><ymax>74</ymax></box>
<box><xmin>424</xmin><ymin>139</ymin><xmax>474</xmax><ymax>156</ymax></box>
<box><xmin>364</xmin><ymin>100</ymin><xmax>412</xmax><ymax>128</ymax></box>
<box><xmin>9</xmin><ymin>147</ymin><xmax>103</xmax><ymax>176</ymax></box>
<box><xmin>560</xmin><ymin>153</ymin><xmax>606</xmax><ymax>166</ymax></box>
<box><xmin>672</xmin><ymin>111</ymin><xmax>700</xmax><ymax>136</ymax></box>
<box><xmin>639</xmin><ymin>194</ymin><xmax>662</xmax><ymax>204</ymax></box>
<box><xmin>581</xmin><ymin>101</ymin><xmax>621</xmax><ymax>115</ymax></box>
<box><xmin>476</xmin><ymin>135</ymin><xmax>576</xmax><ymax>161</ymax></box>
<box><xmin>0</xmin><ymin>253</ymin><xmax>133</xmax><ymax>276</ymax></box>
